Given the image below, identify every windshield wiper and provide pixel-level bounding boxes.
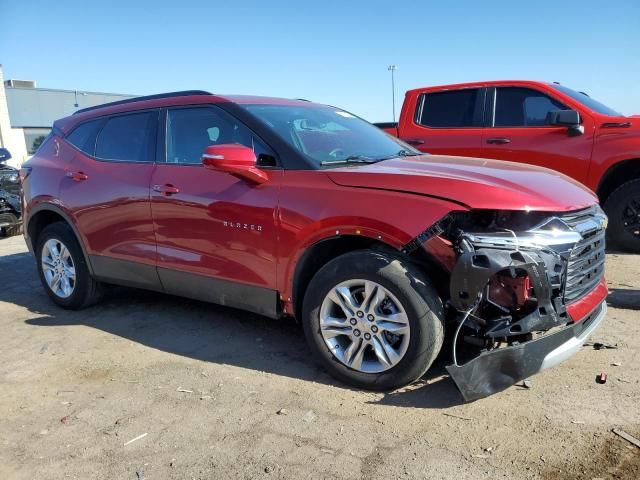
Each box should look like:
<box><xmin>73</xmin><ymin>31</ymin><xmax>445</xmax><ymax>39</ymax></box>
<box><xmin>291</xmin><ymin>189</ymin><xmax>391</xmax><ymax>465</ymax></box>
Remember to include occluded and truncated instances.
<box><xmin>320</xmin><ymin>155</ymin><xmax>377</xmax><ymax>166</ymax></box>
<box><xmin>372</xmin><ymin>149</ymin><xmax>422</xmax><ymax>162</ymax></box>
<box><xmin>396</xmin><ymin>149</ymin><xmax>421</xmax><ymax>157</ymax></box>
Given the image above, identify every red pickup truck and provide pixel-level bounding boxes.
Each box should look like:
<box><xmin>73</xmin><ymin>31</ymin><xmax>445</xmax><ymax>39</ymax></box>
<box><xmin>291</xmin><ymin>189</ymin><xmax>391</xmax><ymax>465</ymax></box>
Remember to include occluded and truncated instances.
<box><xmin>377</xmin><ymin>80</ymin><xmax>640</xmax><ymax>252</ymax></box>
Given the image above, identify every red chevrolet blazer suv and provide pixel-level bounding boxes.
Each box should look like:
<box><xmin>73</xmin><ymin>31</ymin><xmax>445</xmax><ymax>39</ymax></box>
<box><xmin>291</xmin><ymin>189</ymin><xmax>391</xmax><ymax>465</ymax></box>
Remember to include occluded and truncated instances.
<box><xmin>21</xmin><ymin>91</ymin><xmax>608</xmax><ymax>401</ymax></box>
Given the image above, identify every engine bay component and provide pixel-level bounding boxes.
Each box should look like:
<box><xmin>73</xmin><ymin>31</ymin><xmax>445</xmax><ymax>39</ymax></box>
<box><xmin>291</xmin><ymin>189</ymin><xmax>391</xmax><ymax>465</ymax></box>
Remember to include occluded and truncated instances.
<box><xmin>449</xmin><ymin>248</ymin><xmax>568</xmax><ymax>337</ymax></box>
<box><xmin>441</xmin><ymin>207</ymin><xmax>607</xmax><ymax>401</ymax></box>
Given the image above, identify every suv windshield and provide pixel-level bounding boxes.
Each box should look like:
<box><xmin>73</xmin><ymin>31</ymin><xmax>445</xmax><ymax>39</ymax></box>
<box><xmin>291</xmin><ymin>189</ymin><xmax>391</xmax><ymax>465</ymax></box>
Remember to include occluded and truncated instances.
<box><xmin>242</xmin><ymin>104</ymin><xmax>419</xmax><ymax>166</ymax></box>
<box><xmin>551</xmin><ymin>84</ymin><xmax>622</xmax><ymax>116</ymax></box>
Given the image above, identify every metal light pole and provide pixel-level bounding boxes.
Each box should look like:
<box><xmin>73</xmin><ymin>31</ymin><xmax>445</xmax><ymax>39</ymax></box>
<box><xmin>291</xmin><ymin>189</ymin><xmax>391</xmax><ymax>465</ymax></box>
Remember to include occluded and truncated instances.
<box><xmin>388</xmin><ymin>65</ymin><xmax>397</xmax><ymax>123</ymax></box>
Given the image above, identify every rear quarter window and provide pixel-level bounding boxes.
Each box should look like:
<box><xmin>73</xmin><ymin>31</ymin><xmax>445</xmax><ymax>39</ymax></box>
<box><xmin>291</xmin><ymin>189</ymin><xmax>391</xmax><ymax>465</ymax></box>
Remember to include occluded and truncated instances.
<box><xmin>95</xmin><ymin>112</ymin><xmax>157</xmax><ymax>162</ymax></box>
<box><xmin>66</xmin><ymin>119</ymin><xmax>104</xmax><ymax>155</ymax></box>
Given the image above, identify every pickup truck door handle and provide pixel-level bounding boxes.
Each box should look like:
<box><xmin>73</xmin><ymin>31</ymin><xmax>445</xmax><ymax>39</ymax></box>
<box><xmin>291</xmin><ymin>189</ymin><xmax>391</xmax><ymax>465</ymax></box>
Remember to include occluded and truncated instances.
<box><xmin>153</xmin><ymin>184</ymin><xmax>180</xmax><ymax>196</ymax></box>
<box><xmin>486</xmin><ymin>137</ymin><xmax>511</xmax><ymax>145</ymax></box>
<box><xmin>65</xmin><ymin>171</ymin><xmax>89</xmax><ymax>181</ymax></box>
<box><xmin>406</xmin><ymin>139</ymin><xmax>425</xmax><ymax>146</ymax></box>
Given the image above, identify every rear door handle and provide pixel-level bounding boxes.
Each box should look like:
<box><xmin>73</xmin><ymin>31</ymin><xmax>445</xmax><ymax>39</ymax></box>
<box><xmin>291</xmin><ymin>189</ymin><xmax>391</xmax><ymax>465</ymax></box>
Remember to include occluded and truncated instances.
<box><xmin>65</xmin><ymin>171</ymin><xmax>88</xmax><ymax>181</ymax></box>
<box><xmin>486</xmin><ymin>137</ymin><xmax>511</xmax><ymax>145</ymax></box>
<box><xmin>406</xmin><ymin>139</ymin><xmax>425</xmax><ymax>146</ymax></box>
<box><xmin>153</xmin><ymin>184</ymin><xmax>180</xmax><ymax>196</ymax></box>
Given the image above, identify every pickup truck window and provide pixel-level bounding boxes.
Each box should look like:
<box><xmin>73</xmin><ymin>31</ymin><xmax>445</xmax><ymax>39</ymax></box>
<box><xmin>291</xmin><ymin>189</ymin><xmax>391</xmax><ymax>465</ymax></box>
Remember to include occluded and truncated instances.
<box><xmin>416</xmin><ymin>89</ymin><xmax>483</xmax><ymax>128</ymax></box>
<box><xmin>551</xmin><ymin>84</ymin><xmax>622</xmax><ymax>116</ymax></box>
<box><xmin>494</xmin><ymin>87</ymin><xmax>569</xmax><ymax>127</ymax></box>
<box><xmin>243</xmin><ymin>104</ymin><xmax>416</xmax><ymax>167</ymax></box>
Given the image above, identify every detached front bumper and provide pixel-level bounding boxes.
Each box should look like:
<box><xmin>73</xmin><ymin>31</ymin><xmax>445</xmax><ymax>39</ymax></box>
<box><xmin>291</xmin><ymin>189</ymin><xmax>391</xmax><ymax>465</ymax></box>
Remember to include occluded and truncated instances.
<box><xmin>446</xmin><ymin>301</ymin><xmax>607</xmax><ymax>402</ymax></box>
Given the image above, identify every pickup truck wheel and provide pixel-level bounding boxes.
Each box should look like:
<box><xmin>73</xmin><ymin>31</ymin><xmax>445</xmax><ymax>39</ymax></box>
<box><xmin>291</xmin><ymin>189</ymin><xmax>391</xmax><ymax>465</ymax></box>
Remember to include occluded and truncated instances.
<box><xmin>35</xmin><ymin>222</ymin><xmax>103</xmax><ymax>309</ymax></box>
<box><xmin>302</xmin><ymin>249</ymin><xmax>444</xmax><ymax>390</ymax></box>
<box><xmin>604</xmin><ymin>179</ymin><xmax>640</xmax><ymax>253</ymax></box>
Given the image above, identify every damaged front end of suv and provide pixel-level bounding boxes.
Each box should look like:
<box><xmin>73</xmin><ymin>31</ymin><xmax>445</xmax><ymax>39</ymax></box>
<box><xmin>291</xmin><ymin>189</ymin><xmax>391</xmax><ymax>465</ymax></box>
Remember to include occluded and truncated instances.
<box><xmin>421</xmin><ymin>206</ymin><xmax>608</xmax><ymax>401</ymax></box>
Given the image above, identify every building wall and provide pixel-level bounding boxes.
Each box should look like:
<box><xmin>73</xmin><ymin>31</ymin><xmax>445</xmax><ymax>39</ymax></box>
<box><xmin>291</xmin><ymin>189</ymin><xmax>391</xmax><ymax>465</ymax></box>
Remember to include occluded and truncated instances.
<box><xmin>0</xmin><ymin>65</ymin><xmax>135</xmax><ymax>167</ymax></box>
<box><xmin>0</xmin><ymin>66</ymin><xmax>29</xmax><ymax>167</ymax></box>
<box><xmin>5</xmin><ymin>87</ymin><xmax>136</xmax><ymax>129</ymax></box>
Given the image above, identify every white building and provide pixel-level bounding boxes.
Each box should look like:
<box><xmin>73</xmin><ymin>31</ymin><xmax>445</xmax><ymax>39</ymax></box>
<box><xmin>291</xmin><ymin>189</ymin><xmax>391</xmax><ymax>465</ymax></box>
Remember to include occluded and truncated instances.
<box><xmin>0</xmin><ymin>65</ymin><xmax>135</xmax><ymax>167</ymax></box>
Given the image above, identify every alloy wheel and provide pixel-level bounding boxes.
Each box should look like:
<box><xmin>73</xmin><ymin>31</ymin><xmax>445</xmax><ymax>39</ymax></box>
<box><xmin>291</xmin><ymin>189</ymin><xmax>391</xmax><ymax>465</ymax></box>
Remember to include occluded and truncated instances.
<box><xmin>319</xmin><ymin>279</ymin><xmax>410</xmax><ymax>373</ymax></box>
<box><xmin>41</xmin><ymin>238</ymin><xmax>76</xmax><ymax>298</ymax></box>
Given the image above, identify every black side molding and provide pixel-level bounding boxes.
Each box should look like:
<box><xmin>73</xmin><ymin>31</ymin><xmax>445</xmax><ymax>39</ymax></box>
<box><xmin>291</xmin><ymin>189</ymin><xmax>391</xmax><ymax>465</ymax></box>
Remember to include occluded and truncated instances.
<box><xmin>158</xmin><ymin>267</ymin><xmax>280</xmax><ymax>319</ymax></box>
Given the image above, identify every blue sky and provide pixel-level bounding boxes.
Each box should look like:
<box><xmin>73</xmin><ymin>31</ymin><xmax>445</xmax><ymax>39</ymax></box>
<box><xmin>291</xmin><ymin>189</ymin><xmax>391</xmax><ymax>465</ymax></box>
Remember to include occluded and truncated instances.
<box><xmin>1</xmin><ymin>0</ymin><xmax>639</xmax><ymax>121</ymax></box>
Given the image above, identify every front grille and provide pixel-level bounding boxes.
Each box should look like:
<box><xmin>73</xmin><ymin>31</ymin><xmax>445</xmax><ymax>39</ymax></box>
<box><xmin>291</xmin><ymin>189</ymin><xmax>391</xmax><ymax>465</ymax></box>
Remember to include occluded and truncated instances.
<box><xmin>562</xmin><ymin>207</ymin><xmax>606</xmax><ymax>302</ymax></box>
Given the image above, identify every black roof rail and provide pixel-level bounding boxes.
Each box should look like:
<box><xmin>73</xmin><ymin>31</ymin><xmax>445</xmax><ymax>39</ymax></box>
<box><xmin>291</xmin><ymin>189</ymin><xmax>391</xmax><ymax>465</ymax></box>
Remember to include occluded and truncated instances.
<box><xmin>73</xmin><ymin>90</ymin><xmax>213</xmax><ymax>115</ymax></box>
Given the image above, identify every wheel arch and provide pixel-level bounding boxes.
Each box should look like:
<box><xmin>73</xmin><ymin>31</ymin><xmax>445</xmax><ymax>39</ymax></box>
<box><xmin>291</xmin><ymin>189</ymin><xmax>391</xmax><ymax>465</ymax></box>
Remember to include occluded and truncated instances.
<box><xmin>290</xmin><ymin>234</ymin><xmax>451</xmax><ymax>320</ymax></box>
<box><xmin>291</xmin><ymin>235</ymin><xmax>386</xmax><ymax>319</ymax></box>
<box><xmin>27</xmin><ymin>204</ymin><xmax>94</xmax><ymax>275</ymax></box>
<box><xmin>596</xmin><ymin>158</ymin><xmax>640</xmax><ymax>203</ymax></box>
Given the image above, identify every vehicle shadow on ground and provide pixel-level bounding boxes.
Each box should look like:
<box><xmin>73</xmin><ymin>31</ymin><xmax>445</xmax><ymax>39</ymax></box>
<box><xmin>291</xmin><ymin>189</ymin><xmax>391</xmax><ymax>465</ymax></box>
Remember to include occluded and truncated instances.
<box><xmin>607</xmin><ymin>288</ymin><xmax>640</xmax><ymax>310</ymax></box>
<box><xmin>0</xmin><ymin>251</ymin><xmax>464</xmax><ymax>409</ymax></box>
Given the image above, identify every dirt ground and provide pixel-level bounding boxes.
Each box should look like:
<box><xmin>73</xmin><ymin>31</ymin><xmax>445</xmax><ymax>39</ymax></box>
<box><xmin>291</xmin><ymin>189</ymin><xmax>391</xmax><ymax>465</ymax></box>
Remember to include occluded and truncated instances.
<box><xmin>0</xmin><ymin>234</ymin><xmax>638</xmax><ymax>480</ymax></box>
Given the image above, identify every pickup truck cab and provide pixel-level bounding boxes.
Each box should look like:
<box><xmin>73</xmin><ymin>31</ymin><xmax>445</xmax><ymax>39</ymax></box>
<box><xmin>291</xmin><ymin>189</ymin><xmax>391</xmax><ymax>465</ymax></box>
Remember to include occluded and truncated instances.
<box><xmin>377</xmin><ymin>80</ymin><xmax>640</xmax><ymax>252</ymax></box>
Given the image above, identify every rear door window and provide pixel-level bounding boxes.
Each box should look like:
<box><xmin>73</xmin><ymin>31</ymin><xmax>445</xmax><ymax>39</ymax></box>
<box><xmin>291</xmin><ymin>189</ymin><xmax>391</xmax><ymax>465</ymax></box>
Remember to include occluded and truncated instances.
<box><xmin>494</xmin><ymin>87</ymin><xmax>569</xmax><ymax>127</ymax></box>
<box><xmin>417</xmin><ymin>89</ymin><xmax>483</xmax><ymax>128</ymax></box>
<box><xmin>95</xmin><ymin>112</ymin><xmax>157</xmax><ymax>162</ymax></box>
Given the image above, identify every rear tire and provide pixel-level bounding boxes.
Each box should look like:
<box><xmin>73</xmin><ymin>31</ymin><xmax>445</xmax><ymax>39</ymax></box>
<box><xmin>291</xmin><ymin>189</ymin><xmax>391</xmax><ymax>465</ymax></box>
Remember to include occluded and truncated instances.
<box><xmin>2</xmin><ymin>224</ymin><xmax>23</xmax><ymax>237</ymax></box>
<box><xmin>35</xmin><ymin>222</ymin><xmax>103</xmax><ymax>309</ymax></box>
<box><xmin>0</xmin><ymin>212</ymin><xmax>20</xmax><ymax>237</ymax></box>
<box><xmin>302</xmin><ymin>249</ymin><xmax>445</xmax><ymax>391</ymax></box>
<box><xmin>603</xmin><ymin>179</ymin><xmax>640</xmax><ymax>253</ymax></box>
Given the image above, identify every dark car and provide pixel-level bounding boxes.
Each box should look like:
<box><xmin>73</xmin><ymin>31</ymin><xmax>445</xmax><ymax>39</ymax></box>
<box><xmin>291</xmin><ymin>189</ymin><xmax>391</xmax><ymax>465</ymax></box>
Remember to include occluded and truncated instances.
<box><xmin>21</xmin><ymin>91</ymin><xmax>607</xmax><ymax>400</ymax></box>
<box><xmin>0</xmin><ymin>148</ymin><xmax>22</xmax><ymax>236</ymax></box>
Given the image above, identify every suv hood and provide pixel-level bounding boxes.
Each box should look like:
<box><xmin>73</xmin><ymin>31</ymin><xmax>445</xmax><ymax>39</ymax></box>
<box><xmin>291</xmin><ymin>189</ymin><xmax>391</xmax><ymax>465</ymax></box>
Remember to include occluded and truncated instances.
<box><xmin>326</xmin><ymin>155</ymin><xmax>597</xmax><ymax>212</ymax></box>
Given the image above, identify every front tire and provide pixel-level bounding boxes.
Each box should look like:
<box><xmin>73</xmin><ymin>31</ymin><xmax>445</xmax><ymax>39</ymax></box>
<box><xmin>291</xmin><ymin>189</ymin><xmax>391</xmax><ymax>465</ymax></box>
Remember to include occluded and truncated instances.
<box><xmin>302</xmin><ymin>249</ymin><xmax>444</xmax><ymax>391</ymax></box>
<box><xmin>35</xmin><ymin>222</ymin><xmax>102</xmax><ymax>309</ymax></box>
<box><xmin>603</xmin><ymin>179</ymin><xmax>640</xmax><ymax>253</ymax></box>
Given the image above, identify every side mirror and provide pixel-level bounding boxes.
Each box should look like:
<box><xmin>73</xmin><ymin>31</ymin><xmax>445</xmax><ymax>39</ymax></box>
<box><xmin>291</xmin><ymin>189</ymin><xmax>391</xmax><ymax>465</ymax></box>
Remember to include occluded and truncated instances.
<box><xmin>201</xmin><ymin>144</ymin><xmax>268</xmax><ymax>184</ymax></box>
<box><xmin>547</xmin><ymin>109</ymin><xmax>583</xmax><ymax>136</ymax></box>
<box><xmin>0</xmin><ymin>148</ymin><xmax>11</xmax><ymax>163</ymax></box>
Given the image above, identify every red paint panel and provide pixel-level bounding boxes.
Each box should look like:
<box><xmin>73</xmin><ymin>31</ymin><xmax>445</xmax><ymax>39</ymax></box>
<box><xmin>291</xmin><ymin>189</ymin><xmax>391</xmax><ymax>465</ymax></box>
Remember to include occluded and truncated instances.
<box><xmin>566</xmin><ymin>278</ymin><xmax>608</xmax><ymax>322</ymax></box>
<box><xmin>327</xmin><ymin>156</ymin><xmax>597</xmax><ymax>212</ymax></box>
<box><xmin>150</xmin><ymin>164</ymin><xmax>280</xmax><ymax>288</ymax></box>
<box><xmin>59</xmin><ymin>151</ymin><xmax>157</xmax><ymax>265</ymax></box>
<box><xmin>275</xmin><ymin>170</ymin><xmax>461</xmax><ymax>301</ymax></box>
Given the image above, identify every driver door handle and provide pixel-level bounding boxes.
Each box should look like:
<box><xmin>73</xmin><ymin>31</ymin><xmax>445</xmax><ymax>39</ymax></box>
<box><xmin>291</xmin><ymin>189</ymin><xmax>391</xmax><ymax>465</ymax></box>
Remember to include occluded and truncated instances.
<box><xmin>486</xmin><ymin>137</ymin><xmax>511</xmax><ymax>145</ymax></box>
<box><xmin>153</xmin><ymin>184</ymin><xmax>180</xmax><ymax>196</ymax></box>
<box><xmin>65</xmin><ymin>170</ymin><xmax>89</xmax><ymax>181</ymax></box>
<box><xmin>406</xmin><ymin>139</ymin><xmax>425</xmax><ymax>145</ymax></box>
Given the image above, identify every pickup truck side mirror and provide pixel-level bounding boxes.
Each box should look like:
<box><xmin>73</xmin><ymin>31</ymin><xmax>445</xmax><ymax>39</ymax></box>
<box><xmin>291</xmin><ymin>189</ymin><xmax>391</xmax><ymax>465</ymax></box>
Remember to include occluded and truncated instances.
<box><xmin>201</xmin><ymin>144</ymin><xmax>268</xmax><ymax>184</ymax></box>
<box><xmin>547</xmin><ymin>110</ymin><xmax>583</xmax><ymax>136</ymax></box>
<box><xmin>0</xmin><ymin>148</ymin><xmax>11</xmax><ymax>163</ymax></box>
